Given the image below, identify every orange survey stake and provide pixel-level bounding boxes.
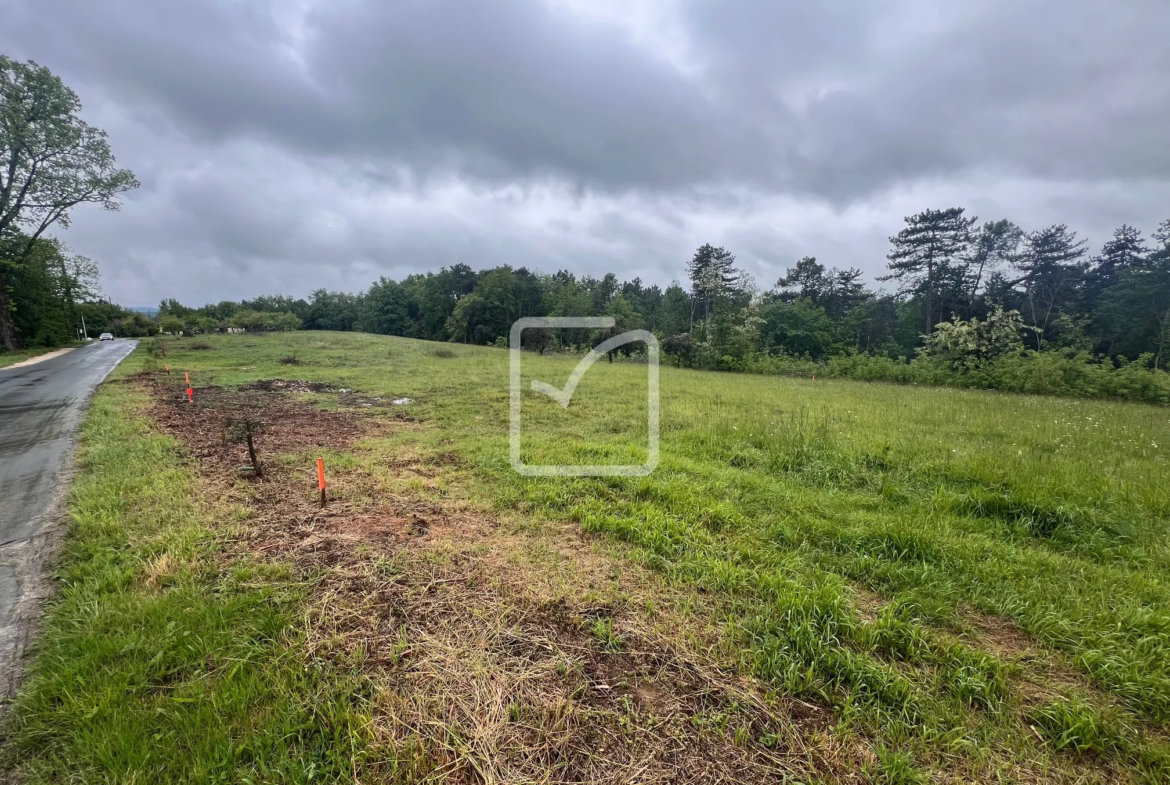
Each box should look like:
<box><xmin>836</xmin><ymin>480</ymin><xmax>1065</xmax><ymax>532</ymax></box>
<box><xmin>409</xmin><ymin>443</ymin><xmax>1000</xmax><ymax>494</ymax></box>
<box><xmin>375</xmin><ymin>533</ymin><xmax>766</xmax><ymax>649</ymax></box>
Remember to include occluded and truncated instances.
<box><xmin>186</xmin><ymin>387</ymin><xmax>193</xmax><ymax>403</ymax></box>
<box><xmin>185</xmin><ymin>371</ymin><xmax>190</xmax><ymax>384</ymax></box>
<box><xmin>317</xmin><ymin>458</ymin><xmax>327</xmax><ymax>507</ymax></box>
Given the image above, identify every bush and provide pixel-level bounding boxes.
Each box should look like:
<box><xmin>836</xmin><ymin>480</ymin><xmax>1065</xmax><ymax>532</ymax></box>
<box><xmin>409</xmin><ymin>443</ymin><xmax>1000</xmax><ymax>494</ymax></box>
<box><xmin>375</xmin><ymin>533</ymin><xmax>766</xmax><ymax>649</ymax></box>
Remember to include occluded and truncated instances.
<box><xmin>691</xmin><ymin>347</ymin><xmax>1170</xmax><ymax>405</ymax></box>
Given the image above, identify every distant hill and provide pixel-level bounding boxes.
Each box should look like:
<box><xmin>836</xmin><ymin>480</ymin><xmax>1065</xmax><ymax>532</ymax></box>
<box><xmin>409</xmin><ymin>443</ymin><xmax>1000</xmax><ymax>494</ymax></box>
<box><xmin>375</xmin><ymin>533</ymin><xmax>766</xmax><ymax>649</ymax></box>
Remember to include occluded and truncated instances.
<box><xmin>125</xmin><ymin>306</ymin><xmax>159</xmax><ymax>318</ymax></box>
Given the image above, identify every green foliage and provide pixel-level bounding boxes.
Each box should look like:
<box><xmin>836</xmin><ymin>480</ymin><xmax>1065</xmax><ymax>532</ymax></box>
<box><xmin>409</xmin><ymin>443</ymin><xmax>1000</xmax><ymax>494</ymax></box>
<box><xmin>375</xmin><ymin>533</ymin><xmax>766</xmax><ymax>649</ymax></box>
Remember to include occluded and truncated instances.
<box><xmin>228</xmin><ymin>309</ymin><xmax>301</xmax><ymax>332</ymax></box>
<box><xmin>759</xmin><ymin>298</ymin><xmax>839</xmax><ymax>358</ymax></box>
<box><xmin>304</xmin><ymin>289</ymin><xmax>359</xmax><ymax>331</ymax></box>
<box><xmin>881</xmin><ymin>207</ymin><xmax>977</xmax><ymax>333</ymax></box>
<box><xmin>113</xmin><ymin>311</ymin><xmax>160</xmax><ymax>338</ymax></box>
<box><xmin>871</xmin><ymin>746</ymin><xmax>927</xmax><ymax>785</ymax></box>
<box><xmin>159</xmin><ymin>315</ymin><xmax>184</xmax><ymax>334</ymax></box>
<box><xmin>1028</xmin><ymin>698</ymin><xmax>1122</xmax><ymax>755</ymax></box>
<box><xmin>361</xmin><ymin>276</ymin><xmax>413</xmax><ymax>336</ymax></box>
<box><xmin>0</xmin><ymin>232</ymin><xmax>100</xmax><ymax>348</ymax></box>
<box><xmin>0</xmin><ymin>56</ymin><xmax>138</xmax><ymax>350</ymax></box>
<box><xmin>1015</xmin><ymin>224</ymin><xmax>1089</xmax><ymax>350</ymax></box>
<box><xmin>920</xmin><ymin>307</ymin><xmax>1027</xmax><ymax>370</ymax></box>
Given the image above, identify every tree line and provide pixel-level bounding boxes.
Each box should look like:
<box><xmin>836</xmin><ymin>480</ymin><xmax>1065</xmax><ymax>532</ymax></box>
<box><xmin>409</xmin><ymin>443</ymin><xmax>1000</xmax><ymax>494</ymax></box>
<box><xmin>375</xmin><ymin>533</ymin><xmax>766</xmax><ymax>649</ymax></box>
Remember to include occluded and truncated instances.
<box><xmin>160</xmin><ymin>209</ymin><xmax>1170</xmax><ymax>371</ymax></box>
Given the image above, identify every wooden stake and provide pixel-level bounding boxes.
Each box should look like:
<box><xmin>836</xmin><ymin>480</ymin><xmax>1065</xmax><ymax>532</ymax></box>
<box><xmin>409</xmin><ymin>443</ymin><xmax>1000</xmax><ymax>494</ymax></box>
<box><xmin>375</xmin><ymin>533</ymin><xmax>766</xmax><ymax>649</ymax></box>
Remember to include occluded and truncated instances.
<box><xmin>245</xmin><ymin>430</ymin><xmax>262</xmax><ymax>478</ymax></box>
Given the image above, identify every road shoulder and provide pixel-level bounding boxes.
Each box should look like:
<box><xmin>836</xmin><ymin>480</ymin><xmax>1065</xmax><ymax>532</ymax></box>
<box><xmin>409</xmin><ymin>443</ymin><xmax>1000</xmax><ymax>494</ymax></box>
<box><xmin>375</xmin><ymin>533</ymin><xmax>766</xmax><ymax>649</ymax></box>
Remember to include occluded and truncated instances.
<box><xmin>0</xmin><ymin>346</ymin><xmax>79</xmax><ymax>370</ymax></box>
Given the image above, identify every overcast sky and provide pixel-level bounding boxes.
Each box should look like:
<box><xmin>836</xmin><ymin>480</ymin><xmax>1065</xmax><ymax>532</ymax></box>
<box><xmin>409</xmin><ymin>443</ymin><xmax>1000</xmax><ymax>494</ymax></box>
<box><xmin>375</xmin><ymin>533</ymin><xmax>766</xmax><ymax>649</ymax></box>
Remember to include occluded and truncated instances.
<box><xmin>3</xmin><ymin>0</ymin><xmax>1168</xmax><ymax>307</ymax></box>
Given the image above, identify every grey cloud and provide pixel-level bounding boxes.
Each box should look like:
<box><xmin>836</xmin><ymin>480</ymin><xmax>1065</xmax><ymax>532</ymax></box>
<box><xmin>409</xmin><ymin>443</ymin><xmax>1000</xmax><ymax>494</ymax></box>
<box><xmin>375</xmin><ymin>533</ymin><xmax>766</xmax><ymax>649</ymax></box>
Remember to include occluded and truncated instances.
<box><xmin>2</xmin><ymin>0</ymin><xmax>1169</xmax><ymax>306</ymax></box>
<box><xmin>7</xmin><ymin>0</ymin><xmax>1170</xmax><ymax>198</ymax></box>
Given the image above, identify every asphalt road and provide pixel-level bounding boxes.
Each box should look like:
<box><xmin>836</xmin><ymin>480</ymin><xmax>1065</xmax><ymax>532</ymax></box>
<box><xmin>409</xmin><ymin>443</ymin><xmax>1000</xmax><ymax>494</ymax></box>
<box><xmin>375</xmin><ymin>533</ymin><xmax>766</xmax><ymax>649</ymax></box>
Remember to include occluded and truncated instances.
<box><xmin>0</xmin><ymin>339</ymin><xmax>136</xmax><ymax>703</ymax></box>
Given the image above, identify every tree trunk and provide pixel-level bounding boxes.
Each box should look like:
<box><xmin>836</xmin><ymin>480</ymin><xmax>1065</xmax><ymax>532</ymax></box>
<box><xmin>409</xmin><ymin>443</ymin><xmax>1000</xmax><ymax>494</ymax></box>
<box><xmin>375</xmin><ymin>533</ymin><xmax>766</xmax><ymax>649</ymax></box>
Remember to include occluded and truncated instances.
<box><xmin>0</xmin><ymin>280</ymin><xmax>21</xmax><ymax>351</ymax></box>
<box><xmin>924</xmin><ymin>258</ymin><xmax>935</xmax><ymax>335</ymax></box>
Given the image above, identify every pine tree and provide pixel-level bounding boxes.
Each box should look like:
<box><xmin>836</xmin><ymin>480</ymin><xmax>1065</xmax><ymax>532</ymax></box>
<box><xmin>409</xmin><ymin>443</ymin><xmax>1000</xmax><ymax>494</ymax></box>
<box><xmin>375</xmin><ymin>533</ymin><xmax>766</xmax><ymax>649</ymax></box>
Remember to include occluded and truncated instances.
<box><xmin>687</xmin><ymin>244</ymin><xmax>738</xmax><ymax>341</ymax></box>
<box><xmin>966</xmin><ymin>220</ymin><xmax>1022</xmax><ymax>303</ymax></box>
<box><xmin>881</xmin><ymin>207</ymin><xmax>976</xmax><ymax>334</ymax></box>
<box><xmin>777</xmin><ymin>256</ymin><xmax>826</xmax><ymax>301</ymax></box>
<box><xmin>1014</xmin><ymin>224</ymin><xmax>1088</xmax><ymax>349</ymax></box>
<box><xmin>823</xmin><ymin>267</ymin><xmax>869</xmax><ymax>321</ymax></box>
<box><xmin>1084</xmin><ymin>224</ymin><xmax>1148</xmax><ymax>308</ymax></box>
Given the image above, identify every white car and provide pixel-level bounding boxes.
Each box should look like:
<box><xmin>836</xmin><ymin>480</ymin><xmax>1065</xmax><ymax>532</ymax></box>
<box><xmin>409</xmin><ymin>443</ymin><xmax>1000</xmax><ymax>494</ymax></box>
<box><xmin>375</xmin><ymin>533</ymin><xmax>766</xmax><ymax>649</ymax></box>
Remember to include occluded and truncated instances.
<box><xmin>99</xmin><ymin>333</ymin><xmax>114</xmax><ymax>341</ymax></box>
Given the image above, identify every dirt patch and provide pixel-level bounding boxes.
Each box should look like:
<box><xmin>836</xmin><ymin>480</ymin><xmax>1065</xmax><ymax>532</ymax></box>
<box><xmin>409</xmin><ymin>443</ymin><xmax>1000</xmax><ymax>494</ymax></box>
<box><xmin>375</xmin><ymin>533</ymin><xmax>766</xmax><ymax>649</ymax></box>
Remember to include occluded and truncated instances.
<box><xmin>239</xmin><ymin>378</ymin><xmax>336</xmax><ymax>394</ymax></box>
<box><xmin>146</xmin><ymin>378</ymin><xmax>366</xmax><ymax>477</ymax></box>
<box><xmin>966</xmin><ymin>611</ymin><xmax>1040</xmax><ymax>660</ymax></box>
<box><xmin>141</xmin><ymin>374</ymin><xmax>862</xmax><ymax>783</ymax></box>
<box><xmin>850</xmin><ymin>587</ymin><xmax>888</xmax><ymax>624</ymax></box>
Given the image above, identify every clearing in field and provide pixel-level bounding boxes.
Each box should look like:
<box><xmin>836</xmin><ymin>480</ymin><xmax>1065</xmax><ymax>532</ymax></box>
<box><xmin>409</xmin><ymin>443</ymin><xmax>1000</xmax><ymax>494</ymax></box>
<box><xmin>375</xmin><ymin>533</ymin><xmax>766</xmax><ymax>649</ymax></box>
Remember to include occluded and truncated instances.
<box><xmin>5</xmin><ymin>331</ymin><xmax>1169</xmax><ymax>784</ymax></box>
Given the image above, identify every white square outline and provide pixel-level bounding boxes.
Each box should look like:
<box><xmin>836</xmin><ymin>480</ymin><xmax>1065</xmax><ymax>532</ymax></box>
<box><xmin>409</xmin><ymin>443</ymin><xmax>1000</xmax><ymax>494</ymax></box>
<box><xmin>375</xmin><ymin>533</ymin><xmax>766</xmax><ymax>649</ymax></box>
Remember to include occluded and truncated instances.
<box><xmin>510</xmin><ymin>317</ymin><xmax>659</xmax><ymax>477</ymax></box>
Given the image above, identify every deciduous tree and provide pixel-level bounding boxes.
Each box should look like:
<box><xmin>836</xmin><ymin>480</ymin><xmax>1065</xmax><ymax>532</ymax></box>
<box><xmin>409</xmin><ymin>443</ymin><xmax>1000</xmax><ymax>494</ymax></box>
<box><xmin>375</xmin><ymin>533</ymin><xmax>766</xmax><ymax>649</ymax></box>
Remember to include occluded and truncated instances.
<box><xmin>0</xmin><ymin>57</ymin><xmax>138</xmax><ymax>349</ymax></box>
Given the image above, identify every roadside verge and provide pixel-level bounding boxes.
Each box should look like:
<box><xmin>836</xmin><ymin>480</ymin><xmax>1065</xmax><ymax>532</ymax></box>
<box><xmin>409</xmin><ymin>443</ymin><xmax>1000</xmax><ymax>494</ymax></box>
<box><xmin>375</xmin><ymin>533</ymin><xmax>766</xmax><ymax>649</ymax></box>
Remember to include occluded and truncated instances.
<box><xmin>0</xmin><ymin>381</ymin><xmax>371</xmax><ymax>783</ymax></box>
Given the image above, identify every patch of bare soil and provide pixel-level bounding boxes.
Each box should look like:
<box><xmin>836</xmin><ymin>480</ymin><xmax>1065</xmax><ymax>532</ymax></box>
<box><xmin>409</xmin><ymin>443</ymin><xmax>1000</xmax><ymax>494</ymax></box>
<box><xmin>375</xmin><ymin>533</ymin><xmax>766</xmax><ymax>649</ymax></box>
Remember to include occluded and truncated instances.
<box><xmin>965</xmin><ymin>611</ymin><xmax>1040</xmax><ymax>660</ymax></box>
<box><xmin>142</xmin><ymin>375</ymin><xmax>867</xmax><ymax>784</ymax></box>
<box><xmin>239</xmin><ymin>378</ymin><xmax>337</xmax><ymax>394</ymax></box>
<box><xmin>147</xmin><ymin>379</ymin><xmax>368</xmax><ymax>474</ymax></box>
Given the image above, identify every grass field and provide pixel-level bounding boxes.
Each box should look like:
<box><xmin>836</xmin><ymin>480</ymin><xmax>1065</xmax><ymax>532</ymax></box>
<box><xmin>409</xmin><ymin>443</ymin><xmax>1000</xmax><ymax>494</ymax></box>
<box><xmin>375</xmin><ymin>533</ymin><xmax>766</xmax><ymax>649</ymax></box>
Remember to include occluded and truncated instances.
<box><xmin>5</xmin><ymin>330</ymin><xmax>1169</xmax><ymax>784</ymax></box>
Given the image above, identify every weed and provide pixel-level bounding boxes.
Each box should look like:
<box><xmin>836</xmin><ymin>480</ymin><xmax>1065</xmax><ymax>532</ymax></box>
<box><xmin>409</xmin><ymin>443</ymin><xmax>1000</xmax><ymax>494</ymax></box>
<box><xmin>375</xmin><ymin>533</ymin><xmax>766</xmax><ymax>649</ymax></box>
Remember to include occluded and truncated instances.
<box><xmin>1029</xmin><ymin>697</ymin><xmax>1121</xmax><ymax>755</ymax></box>
<box><xmin>589</xmin><ymin>616</ymin><xmax>624</xmax><ymax>652</ymax></box>
<box><xmin>872</xmin><ymin>746</ymin><xmax>927</xmax><ymax>785</ymax></box>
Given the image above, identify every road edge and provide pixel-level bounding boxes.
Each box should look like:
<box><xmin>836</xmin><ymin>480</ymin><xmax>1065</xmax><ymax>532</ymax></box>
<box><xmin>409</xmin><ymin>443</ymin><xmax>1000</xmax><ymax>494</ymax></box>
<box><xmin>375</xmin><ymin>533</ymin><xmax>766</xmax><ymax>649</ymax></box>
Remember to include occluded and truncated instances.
<box><xmin>0</xmin><ymin>341</ymin><xmax>138</xmax><ymax>719</ymax></box>
<box><xmin>0</xmin><ymin>346</ymin><xmax>80</xmax><ymax>371</ymax></box>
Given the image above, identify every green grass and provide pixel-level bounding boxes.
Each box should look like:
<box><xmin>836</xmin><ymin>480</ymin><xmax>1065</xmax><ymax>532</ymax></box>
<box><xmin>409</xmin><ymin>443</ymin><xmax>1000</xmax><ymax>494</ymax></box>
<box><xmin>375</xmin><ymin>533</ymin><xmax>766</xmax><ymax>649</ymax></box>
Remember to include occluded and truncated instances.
<box><xmin>2</xmin><ymin>381</ymin><xmax>374</xmax><ymax>783</ymax></box>
<box><xmin>0</xmin><ymin>343</ymin><xmax>79</xmax><ymax>368</ymax></box>
<box><xmin>9</xmin><ymin>330</ymin><xmax>1170</xmax><ymax>782</ymax></box>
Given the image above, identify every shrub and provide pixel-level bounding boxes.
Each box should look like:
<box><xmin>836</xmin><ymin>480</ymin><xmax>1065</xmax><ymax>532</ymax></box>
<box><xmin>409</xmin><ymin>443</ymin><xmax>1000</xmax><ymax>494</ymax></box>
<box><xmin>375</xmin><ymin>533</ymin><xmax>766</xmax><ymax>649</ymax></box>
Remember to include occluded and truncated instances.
<box><xmin>721</xmin><ymin>347</ymin><xmax>1170</xmax><ymax>405</ymax></box>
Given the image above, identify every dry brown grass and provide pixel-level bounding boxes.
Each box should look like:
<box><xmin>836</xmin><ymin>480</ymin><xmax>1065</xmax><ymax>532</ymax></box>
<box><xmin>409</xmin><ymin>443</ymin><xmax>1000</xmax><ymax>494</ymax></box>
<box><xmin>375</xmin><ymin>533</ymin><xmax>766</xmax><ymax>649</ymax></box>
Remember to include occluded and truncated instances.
<box><xmin>299</xmin><ymin>517</ymin><xmax>870</xmax><ymax>784</ymax></box>
<box><xmin>142</xmin><ymin>552</ymin><xmax>179</xmax><ymax>590</ymax></box>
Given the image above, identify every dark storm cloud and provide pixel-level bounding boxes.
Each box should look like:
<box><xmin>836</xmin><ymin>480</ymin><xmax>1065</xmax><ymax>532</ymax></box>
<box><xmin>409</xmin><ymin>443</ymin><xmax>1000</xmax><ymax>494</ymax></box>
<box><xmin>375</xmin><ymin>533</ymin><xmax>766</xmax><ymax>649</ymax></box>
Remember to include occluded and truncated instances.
<box><xmin>13</xmin><ymin>0</ymin><xmax>1167</xmax><ymax>197</ymax></box>
<box><xmin>1</xmin><ymin>0</ymin><xmax>1168</xmax><ymax>305</ymax></box>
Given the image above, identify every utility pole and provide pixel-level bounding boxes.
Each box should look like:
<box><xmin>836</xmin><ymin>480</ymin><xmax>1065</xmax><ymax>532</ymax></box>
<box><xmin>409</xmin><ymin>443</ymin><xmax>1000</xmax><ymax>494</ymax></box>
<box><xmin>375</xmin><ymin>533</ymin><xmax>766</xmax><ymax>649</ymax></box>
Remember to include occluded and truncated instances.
<box><xmin>81</xmin><ymin>314</ymin><xmax>88</xmax><ymax>341</ymax></box>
